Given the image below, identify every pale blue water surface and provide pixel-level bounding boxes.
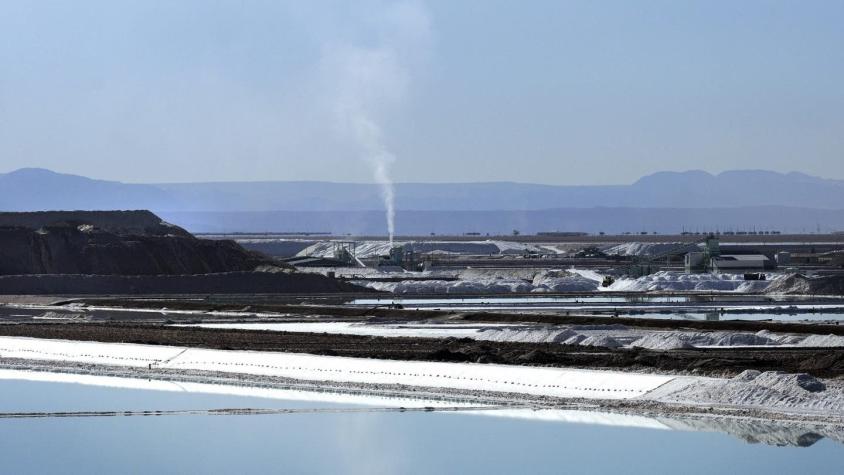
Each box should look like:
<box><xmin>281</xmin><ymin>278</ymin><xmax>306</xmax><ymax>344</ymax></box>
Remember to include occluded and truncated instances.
<box><xmin>0</xmin><ymin>377</ymin><xmax>841</xmax><ymax>475</ymax></box>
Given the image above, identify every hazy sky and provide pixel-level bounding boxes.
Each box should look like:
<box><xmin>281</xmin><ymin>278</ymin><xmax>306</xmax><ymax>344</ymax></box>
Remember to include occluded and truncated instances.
<box><xmin>1</xmin><ymin>0</ymin><xmax>843</xmax><ymax>185</ymax></box>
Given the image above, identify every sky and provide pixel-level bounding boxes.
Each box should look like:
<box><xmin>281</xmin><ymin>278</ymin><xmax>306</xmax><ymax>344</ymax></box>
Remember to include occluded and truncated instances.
<box><xmin>1</xmin><ymin>0</ymin><xmax>843</xmax><ymax>185</ymax></box>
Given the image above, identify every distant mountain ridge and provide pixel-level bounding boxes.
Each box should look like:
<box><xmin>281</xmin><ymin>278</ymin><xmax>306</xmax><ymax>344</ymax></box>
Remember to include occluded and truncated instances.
<box><xmin>0</xmin><ymin>168</ymin><xmax>170</xmax><ymax>211</ymax></box>
<box><xmin>2</xmin><ymin>167</ymin><xmax>844</xmax><ymax>212</ymax></box>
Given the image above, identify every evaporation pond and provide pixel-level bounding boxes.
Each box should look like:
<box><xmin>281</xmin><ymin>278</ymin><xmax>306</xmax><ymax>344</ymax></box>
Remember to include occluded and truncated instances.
<box><xmin>0</xmin><ymin>372</ymin><xmax>842</xmax><ymax>474</ymax></box>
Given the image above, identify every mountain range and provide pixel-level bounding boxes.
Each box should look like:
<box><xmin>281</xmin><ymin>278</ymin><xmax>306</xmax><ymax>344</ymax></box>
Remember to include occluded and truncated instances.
<box><xmin>2</xmin><ymin>168</ymin><xmax>844</xmax><ymax>234</ymax></box>
<box><xmin>2</xmin><ymin>168</ymin><xmax>843</xmax><ymax>212</ymax></box>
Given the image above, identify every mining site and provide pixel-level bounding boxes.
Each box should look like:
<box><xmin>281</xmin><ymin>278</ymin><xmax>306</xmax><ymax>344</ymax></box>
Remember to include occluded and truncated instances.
<box><xmin>4</xmin><ymin>3</ymin><xmax>844</xmax><ymax>472</ymax></box>
<box><xmin>3</xmin><ymin>209</ymin><xmax>844</xmax><ymax>474</ymax></box>
<box><xmin>3</xmin><ymin>209</ymin><xmax>844</xmax><ymax>458</ymax></box>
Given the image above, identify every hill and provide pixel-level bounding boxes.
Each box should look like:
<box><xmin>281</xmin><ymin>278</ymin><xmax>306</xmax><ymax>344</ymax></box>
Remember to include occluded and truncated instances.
<box><xmin>3</xmin><ymin>168</ymin><xmax>844</xmax><ymax>212</ymax></box>
<box><xmin>0</xmin><ymin>210</ymin><xmax>269</xmax><ymax>275</ymax></box>
<box><xmin>4</xmin><ymin>168</ymin><xmax>844</xmax><ymax>234</ymax></box>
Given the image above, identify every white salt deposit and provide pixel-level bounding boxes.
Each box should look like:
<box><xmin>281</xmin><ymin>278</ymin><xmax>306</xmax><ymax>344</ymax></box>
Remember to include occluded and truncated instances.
<box><xmin>579</xmin><ymin>335</ymin><xmax>622</xmax><ymax>348</ymax></box>
<box><xmin>603</xmin><ymin>242</ymin><xmax>698</xmax><ymax>257</ymax></box>
<box><xmin>798</xmin><ymin>334</ymin><xmax>844</xmax><ymax>347</ymax></box>
<box><xmin>354</xmin><ymin>269</ymin><xmax>600</xmax><ymax>294</ymax></box>
<box><xmin>630</xmin><ymin>334</ymin><xmax>695</xmax><ymax>350</ymax></box>
<box><xmin>297</xmin><ymin>240</ymin><xmax>553</xmax><ymax>259</ymax></box>
<box><xmin>478</xmin><ymin>327</ymin><xmax>578</xmax><ymax>344</ymax></box>
<box><xmin>356</xmin><ymin>278</ymin><xmax>538</xmax><ymax>294</ymax></box>
<box><xmin>567</xmin><ymin>268</ymin><xmax>604</xmax><ymax>282</ymax></box>
<box><xmin>648</xmin><ymin>370</ymin><xmax>844</xmax><ymax>414</ymax></box>
<box><xmin>605</xmin><ymin>271</ymin><xmax>779</xmax><ymax>293</ymax></box>
<box><xmin>530</xmin><ymin>271</ymin><xmax>600</xmax><ymax>292</ymax></box>
<box><xmin>352</xmin><ymin>268</ymin><xmax>784</xmax><ymax>294</ymax></box>
<box><xmin>2</xmin><ymin>336</ymin><xmax>841</xmax><ymax>417</ymax></box>
<box><xmin>0</xmin><ymin>336</ymin><xmax>672</xmax><ymax>400</ymax></box>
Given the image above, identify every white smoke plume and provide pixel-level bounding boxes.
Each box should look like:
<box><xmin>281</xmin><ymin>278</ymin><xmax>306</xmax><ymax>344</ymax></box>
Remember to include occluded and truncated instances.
<box><xmin>352</xmin><ymin>115</ymin><xmax>397</xmax><ymax>243</ymax></box>
<box><xmin>320</xmin><ymin>1</ymin><xmax>431</xmax><ymax>244</ymax></box>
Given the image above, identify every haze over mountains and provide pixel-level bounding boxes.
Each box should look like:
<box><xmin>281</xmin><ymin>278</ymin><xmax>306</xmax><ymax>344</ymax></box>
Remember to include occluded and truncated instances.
<box><xmin>3</xmin><ymin>167</ymin><xmax>844</xmax><ymax>211</ymax></box>
<box><xmin>2</xmin><ymin>168</ymin><xmax>844</xmax><ymax>234</ymax></box>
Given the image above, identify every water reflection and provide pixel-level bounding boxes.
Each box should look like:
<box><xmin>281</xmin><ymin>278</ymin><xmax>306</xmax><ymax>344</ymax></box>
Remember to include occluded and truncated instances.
<box><xmin>1</xmin><ymin>370</ymin><xmax>843</xmax><ymax>474</ymax></box>
<box><xmin>0</xmin><ymin>369</ymin><xmax>841</xmax><ymax>449</ymax></box>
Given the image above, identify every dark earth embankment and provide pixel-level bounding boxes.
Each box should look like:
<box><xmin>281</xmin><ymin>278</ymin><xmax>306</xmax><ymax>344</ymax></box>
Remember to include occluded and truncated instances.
<box><xmin>0</xmin><ymin>210</ymin><xmax>189</xmax><ymax>236</ymax></box>
<box><xmin>2</xmin><ymin>323</ymin><xmax>843</xmax><ymax>378</ymax></box>
<box><xmin>0</xmin><ymin>272</ymin><xmax>364</xmax><ymax>294</ymax></box>
<box><xmin>0</xmin><ymin>210</ymin><xmax>369</xmax><ymax>293</ymax></box>
<box><xmin>0</xmin><ymin>210</ymin><xmax>271</xmax><ymax>275</ymax></box>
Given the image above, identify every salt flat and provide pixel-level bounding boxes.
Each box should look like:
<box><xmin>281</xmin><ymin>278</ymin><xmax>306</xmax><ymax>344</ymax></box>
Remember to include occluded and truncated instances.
<box><xmin>0</xmin><ymin>336</ymin><xmax>673</xmax><ymax>400</ymax></box>
<box><xmin>3</xmin><ymin>335</ymin><xmax>842</xmax><ymax>419</ymax></box>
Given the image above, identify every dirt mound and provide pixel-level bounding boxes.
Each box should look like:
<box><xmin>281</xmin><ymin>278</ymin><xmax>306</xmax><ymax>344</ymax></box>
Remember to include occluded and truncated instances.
<box><xmin>0</xmin><ymin>211</ymin><xmax>274</xmax><ymax>275</ymax></box>
<box><xmin>0</xmin><ymin>271</ymin><xmax>363</xmax><ymax>294</ymax></box>
<box><xmin>0</xmin><ymin>210</ymin><xmax>190</xmax><ymax>236</ymax></box>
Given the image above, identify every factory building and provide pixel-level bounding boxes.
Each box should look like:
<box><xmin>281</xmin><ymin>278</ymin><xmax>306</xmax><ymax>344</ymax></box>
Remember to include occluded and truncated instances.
<box><xmin>710</xmin><ymin>254</ymin><xmax>773</xmax><ymax>272</ymax></box>
<box><xmin>686</xmin><ymin>252</ymin><xmax>774</xmax><ymax>273</ymax></box>
<box><xmin>684</xmin><ymin>235</ymin><xmax>775</xmax><ymax>273</ymax></box>
<box><xmin>684</xmin><ymin>252</ymin><xmax>706</xmax><ymax>272</ymax></box>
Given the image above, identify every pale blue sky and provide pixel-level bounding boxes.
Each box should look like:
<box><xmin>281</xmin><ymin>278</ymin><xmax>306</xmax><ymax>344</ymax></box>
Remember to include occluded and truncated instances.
<box><xmin>1</xmin><ymin>0</ymin><xmax>842</xmax><ymax>184</ymax></box>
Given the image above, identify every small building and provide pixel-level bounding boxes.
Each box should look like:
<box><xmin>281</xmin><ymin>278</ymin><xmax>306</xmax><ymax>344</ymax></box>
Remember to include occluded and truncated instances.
<box><xmin>684</xmin><ymin>252</ymin><xmax>706</xmax><ymax>272</ymax></box>
<box><xmin>684</xmin><ymin>235</ymin><xmax>721</xmax><ymax>273</ymax></box>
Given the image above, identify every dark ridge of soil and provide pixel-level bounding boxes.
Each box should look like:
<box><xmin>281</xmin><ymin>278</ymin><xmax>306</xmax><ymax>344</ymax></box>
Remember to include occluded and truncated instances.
<box><xmin>78</xmin><ymin>298</ymin><xmax>844</xmax><ymax>336</ymax></box>
<box><xmin>3</xmin><ymin>323</ymin><xmax>844</xmax><ymax>378</ymax></box>
<box><xmin>0</xmin><ymin>226</ymin><xmax>272</xmax><ymax>276</ymax></box>
<box><xmin>0</xmin><ymin>209</ymin><xmax>282</xmax><ymax>278</ymax></box>
<box><xmin>0</xmin><ymin>272</ymin><xmax>366</xmax><ymax>295</ymax></box>
<box><xmin>454</xmin><ymin>312</ymin><xmax>844</xmax><ymax>336</ymax></box>
<box><xmin>0</xmin><ymin>210</ymin><xmax>190</xmax><ymax>237</ymax></box>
